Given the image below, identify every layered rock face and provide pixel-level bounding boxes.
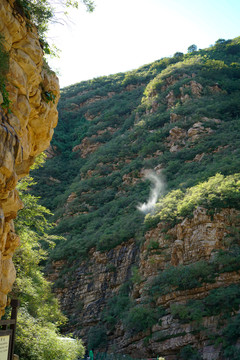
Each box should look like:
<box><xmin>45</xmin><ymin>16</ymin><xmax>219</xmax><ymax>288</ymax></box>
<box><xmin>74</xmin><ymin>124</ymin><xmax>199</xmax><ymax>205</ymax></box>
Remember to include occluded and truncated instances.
<box><xmin>51</xmin><ymin>208</ymin><xmax>238</xmax><ymax>359</ymax></box>
<box><xmin>0</xmin><ymin>0</ymin><xmax>59</xmax><ymax>317</ymax></box>
<box><xmin>49</xmin><ymin>240</ymin><xmax>140</xmax><ymax>326</ymax></box>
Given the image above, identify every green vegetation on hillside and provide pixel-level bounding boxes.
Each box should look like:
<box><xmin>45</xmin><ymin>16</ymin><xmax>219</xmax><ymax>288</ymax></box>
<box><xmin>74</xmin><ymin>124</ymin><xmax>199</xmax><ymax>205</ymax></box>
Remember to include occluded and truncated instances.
<box><xmin>145</xmin><ymin>173</ymin><xmax>240</xmax><ymax>227</ymax></box>
<box><xmin>12</xmin><ymin>161</ymin><xmax>84</xmax><ymax>360</ymax></box>
<box><xmin>32</xmin><ymin>36</ymin><xmax>240</xmax><ymax>263</ymax></box>
<box><xmin>29</xmin><ymin>36</ymin><xmax>240</xmax><ymax>357</ymax></box>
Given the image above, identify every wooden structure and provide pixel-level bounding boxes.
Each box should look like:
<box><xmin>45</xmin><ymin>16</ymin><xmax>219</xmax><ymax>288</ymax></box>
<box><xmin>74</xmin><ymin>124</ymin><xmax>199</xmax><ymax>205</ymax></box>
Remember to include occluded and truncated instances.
<box><xmin>0</xmin><ymin>299</ymin><xmax>20</xmax><ymax>360</ymax></box>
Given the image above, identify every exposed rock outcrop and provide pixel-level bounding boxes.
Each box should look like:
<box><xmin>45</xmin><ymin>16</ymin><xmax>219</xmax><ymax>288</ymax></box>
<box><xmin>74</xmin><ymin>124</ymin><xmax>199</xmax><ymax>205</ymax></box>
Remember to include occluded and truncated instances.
<box><xmin>0</xmin><ymin>0</ymin><xmax>59</xmax><ymax>317</ymax></box>
<box><xmin>51</xmin><ymin>208</ymin><xmax>239</xmax><ymax>359</ymax></box>
<box><xmin>73</xmin><ymin>128</ymin><xmax>118</xmax><ymax>158</ymax></box>
<box><xmin>166</xmin><ymin>122</ymin><xmax>214</xmax><ymax>153</ymax></box>
<box><xmin>49</xmin><ymin>239</ymin><xmax>139</xmax><ymax>329</ymax></box>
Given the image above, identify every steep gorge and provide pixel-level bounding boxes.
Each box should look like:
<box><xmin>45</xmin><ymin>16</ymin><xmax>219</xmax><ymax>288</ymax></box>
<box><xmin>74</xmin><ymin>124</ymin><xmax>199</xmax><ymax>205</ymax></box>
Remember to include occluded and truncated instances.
<box><xmin>50</xmin><ymin>207</ymin><xmax>239</xmax><ymax>359</ymax></box>
<box><xmin>0</xmin><ymin>0</ymin><xmax>59</xmax><ymax>317</ymax></box>
<box><xmin>33</xmin><ymin>38</ymin><xmax>240</xmax><ymax>359</ymax></box>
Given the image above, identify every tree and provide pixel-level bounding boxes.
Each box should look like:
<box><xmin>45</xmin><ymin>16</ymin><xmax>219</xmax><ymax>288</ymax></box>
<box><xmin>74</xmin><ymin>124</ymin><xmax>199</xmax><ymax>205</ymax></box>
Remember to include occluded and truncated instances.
<box><xmin>174</xmin><ymin>52</ymin><xmax>184</xmax><ymax>58</ymax></box>
<box><xmin>215</xmin><ymin>38</ymin><xmax>226</xmax><ymax>45</ymax></box>
<box><xmin>187</xmin><ymin>44</ymin><xmax>197</xmax><ymax>53</ymax></box>
<box><xmin>11</xmin><ymin>157</ymin><xmax>85</xmax><ymax>360</ymax></box>
<box><xmin>16</xmin><ymin>0</ymin><xmax>95</xmax><ymax>55</ymax></box>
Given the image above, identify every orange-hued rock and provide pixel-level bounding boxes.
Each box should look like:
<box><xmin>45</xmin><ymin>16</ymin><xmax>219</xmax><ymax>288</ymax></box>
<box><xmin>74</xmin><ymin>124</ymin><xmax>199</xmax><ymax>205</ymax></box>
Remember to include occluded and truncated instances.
<box><xmin>0</xmin><ymin>0</ymin><xmax>59</xmax><ymax>317</ymax></box>
<box><xmin>51</xmin><ymin>207</ymin><xmax>240</xmax><ymax>359</ymax></box>
<box><xmin>166</xmin><ymin>120</ymin><xmax>214</xmax><ymax>153</ymax></box>
<box><xmin>74</xmin><ymin>137</ymin><xmax>101</xmax><ymax>158</ymax></box>
<box><xmin>141</xmin><ymin>207</ymin><xmax>233</xmax><ymax>277</ymax></box>
<box><xmin>74</xmin><ymin>128</ymin><xmax>117</xmax><ymax>158</ymax></box>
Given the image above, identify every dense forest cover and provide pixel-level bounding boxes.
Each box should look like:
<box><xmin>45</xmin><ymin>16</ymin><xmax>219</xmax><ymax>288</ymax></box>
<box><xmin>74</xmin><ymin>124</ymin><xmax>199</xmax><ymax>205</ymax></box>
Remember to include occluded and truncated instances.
<box><xmin>29</xmin><ymin>36</ymin><xmax>240</xmax><ymax>358</ymax></box>
<box><xmin>32</xmin><ymin>36</ymin><xmax>240</xmax><ymax>259</ymax></box>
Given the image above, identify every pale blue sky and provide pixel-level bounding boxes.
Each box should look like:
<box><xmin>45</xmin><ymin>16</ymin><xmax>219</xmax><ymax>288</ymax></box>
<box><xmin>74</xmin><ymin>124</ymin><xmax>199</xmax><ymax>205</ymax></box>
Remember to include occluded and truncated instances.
<box><xmin>47</xmin><ymin>0</ymin><xmax>240</xmax><ymax>88</ymax></box>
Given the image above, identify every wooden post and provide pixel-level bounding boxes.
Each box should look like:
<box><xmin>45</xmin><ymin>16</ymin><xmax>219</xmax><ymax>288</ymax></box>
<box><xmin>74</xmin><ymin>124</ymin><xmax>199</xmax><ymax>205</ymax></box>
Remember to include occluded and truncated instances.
<box><xmin>0</xmin><ymin>299</ymin><xmax>20</xmax><ymax>360</ymax></box>
<box><xmin>9</xmin><ymin>299</ymin><xmax>20</xmax><ymax>360</ymax></box>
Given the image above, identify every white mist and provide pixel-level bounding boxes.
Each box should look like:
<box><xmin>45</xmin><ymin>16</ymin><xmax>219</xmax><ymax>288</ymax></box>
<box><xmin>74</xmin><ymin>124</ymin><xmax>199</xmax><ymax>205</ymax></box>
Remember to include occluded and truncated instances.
<box><xmin>137</xmin><ymin>170</ymin><xmax>165</xmax><ymax>214</ymax></box>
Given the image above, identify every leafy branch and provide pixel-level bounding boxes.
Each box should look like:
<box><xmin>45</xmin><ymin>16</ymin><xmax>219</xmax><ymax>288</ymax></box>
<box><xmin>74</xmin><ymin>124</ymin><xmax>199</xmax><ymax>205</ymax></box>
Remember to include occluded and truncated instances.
<box><xmin>15</xmin><ymin>0</ymin><xmax>95</xmax><ymax>57</ymax></box>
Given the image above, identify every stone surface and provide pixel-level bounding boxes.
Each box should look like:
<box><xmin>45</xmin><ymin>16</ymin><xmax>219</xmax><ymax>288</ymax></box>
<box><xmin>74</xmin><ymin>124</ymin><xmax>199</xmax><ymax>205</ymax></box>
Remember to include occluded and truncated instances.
<box><xmin>166</xmin><ymin>121</ymin><xmax>214</xmax><ymax>153</ymax></box>
<box><xmin>0</xmin><ymin>0</ymin><xmax>59</xmax><ymax>317</ymax></box>
<box><xmin>74</xmin><ymin>128</ymin><xmax>117</xmax><ymax>158</ymax></box>
<box><xmin>51</xmin><ymin>207</ymin><xmax>240</xmax><ymax>359</ymax></box>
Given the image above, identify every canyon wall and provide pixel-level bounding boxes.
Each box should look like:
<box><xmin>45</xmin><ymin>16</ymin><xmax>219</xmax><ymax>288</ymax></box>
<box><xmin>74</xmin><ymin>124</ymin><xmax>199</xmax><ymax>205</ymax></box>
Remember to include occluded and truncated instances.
<box><xmin>33</xmin><ymin>37</ymin><xmax>240</xmax><ymax>359</ymax></box>
<box><xmin>51</xmin><ymin>208</ymin><xmax>239</xmax><ymax>359</ymax></box>
<box><xmin>0</xmin><ymin>0</ymin><xmax>59</xmax><ymax>317</ymax></box>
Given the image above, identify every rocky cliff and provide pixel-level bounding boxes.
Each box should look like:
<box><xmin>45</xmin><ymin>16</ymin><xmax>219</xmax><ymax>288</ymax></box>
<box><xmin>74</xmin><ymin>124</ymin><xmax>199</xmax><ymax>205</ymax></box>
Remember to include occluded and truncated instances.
<box><xmin>50</xmin><ymin>207</ymin><xmax>240</xmax><ymax>359</ymax></box>
<box><xmin>0</xmin><ymin>0</ymin><xmax>59</xmax><ymax>317</ymax></box>
<box><xmin>33</xmin><ymin>37</ymin><xmax>240</xmax><ymax>359</ymax></box>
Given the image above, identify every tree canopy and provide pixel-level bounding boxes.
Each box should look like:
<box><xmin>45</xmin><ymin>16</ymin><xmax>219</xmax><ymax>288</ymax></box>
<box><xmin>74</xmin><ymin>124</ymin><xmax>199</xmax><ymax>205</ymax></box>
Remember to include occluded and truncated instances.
<box><xmin>11</xmin><ymin>158</ymin><xmax>85</xmax><ymax>360</ymax></box>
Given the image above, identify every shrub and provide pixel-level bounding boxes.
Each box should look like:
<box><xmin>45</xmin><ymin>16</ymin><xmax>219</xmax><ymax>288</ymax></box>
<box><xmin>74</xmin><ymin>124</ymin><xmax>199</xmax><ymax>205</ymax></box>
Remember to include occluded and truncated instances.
<box><xmin>214</xmin><ymin>246</ymin><xmax>240</xmax><ymax>273</ymax></box>
<box><xmin>222</xmin><ymin>313</ymin><xmax>240</xmax><ymax>344</ymax></box>
<box><xmin>123</xmin><ymin>305</ymin><xmax>158</xmax><ymax>334</ymax></box>
<box><xmin>102</xmin><ymin>294</ymin><xmax>132</xmax><ymax>328</ymax></box>
<box><xmin>130</xmin><ymin>266</ymin><xmax>142</xmax><ymax>284</ymax></box>
<box><xmin>16</xmin><ymin>308</ymin><xmax>85</xmax><ymax>360</ymax></box>
<box><xmin>148</xmin><ymin>261</ymin><xmax>216</xmax><ymax>298</ymax></box>
<box><xmin>147</xmin><ymin>240</ymin><xmax>160</xmax><ymax>251</ymax></box>
<box><xmin>146</xmin><ymin>173</ymin><xmax>240</xmax><ymax>226</ymax></box>
<box><xmin>220</xmin><ymin>314</ymin><xmax>240</xmax><ymax>359</ymax></box>
<box><xmin>170</xmin><ymin>300</ymin><xmax>205</xmax><ymax>323</ymax></box>
<box><xmin>170</xmin><ymin>284</ymin><xmax>240</xmax><ymax>324</ymax></box>
<box><xmin>87</xmin><ymin>325</ymin><xmax>107</xmax><ymax>350</ymax></box>
<box><xmin>179</xmin><ymin>345</ymin><xmax>202</xmax><ymax>360</ymax></box>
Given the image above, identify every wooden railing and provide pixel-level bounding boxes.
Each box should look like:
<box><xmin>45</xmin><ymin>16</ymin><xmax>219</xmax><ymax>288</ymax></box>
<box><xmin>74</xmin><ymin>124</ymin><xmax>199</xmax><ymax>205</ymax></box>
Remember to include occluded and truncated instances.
<box><xmin>0</xmin><ymin>299</ymin><xmax>20</xmax><ymax>360</ymax></box>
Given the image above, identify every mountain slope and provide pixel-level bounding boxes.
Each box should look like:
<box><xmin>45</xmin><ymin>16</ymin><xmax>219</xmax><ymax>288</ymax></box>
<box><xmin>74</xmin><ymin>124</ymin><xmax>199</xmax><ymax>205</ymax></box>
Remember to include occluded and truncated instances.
<box><xmin>33</xmin><ymin>37</ymin><xmax>240</xmax><ymax>359</ymax></box>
